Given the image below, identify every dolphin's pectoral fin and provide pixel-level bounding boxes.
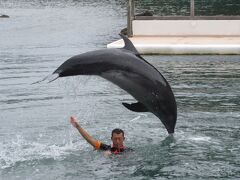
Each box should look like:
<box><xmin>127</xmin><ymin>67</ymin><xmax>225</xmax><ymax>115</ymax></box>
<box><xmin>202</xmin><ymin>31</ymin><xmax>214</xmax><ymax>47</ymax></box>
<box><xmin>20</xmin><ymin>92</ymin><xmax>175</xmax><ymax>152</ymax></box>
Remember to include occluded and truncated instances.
<box><xmin>122</xmin><ymin>102</ymin><xmax>148</xmax><ymax>112</ymax></box>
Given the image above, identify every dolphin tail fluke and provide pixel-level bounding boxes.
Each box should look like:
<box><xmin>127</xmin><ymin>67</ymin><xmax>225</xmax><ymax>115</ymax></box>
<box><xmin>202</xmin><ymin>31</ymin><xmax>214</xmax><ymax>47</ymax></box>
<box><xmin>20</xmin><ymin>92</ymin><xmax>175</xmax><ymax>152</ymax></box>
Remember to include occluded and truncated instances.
<box><xmin>122</xmin><ymin>102</ymin><xmax>148</xmax><ymax>112</ymax></box>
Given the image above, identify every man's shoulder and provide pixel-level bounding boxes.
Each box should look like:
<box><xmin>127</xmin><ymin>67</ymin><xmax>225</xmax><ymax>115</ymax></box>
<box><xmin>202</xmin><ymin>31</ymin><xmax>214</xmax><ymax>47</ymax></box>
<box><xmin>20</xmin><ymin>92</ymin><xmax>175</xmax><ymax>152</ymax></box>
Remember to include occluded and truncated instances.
<box><xmin>98</xmin><ymin>142</ymin><xmax>134</xmax><ymax>153</ymax></box>
<box><xmin>99</xmin><ymin>143</ymin><xmax>111</xmax><ymax>151</ymax></box>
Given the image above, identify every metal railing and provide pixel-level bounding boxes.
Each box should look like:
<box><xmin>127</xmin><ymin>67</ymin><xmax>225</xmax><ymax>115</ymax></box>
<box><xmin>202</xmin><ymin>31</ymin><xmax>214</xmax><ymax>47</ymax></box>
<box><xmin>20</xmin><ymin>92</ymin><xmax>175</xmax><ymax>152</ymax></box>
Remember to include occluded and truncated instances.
<box><xmin>127</xmin><ymin>0</ymin><xmax>240</xmax><ymax>37</ymax></box>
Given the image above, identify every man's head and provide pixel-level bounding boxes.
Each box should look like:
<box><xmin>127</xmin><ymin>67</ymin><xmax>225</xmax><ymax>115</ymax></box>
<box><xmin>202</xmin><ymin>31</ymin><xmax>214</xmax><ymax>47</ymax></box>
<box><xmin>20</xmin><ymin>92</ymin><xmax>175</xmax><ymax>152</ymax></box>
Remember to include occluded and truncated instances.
<box><xmin>111</xmin><ymin>128</ymin><xmax>125</xmax><ymax>149</ymax></box>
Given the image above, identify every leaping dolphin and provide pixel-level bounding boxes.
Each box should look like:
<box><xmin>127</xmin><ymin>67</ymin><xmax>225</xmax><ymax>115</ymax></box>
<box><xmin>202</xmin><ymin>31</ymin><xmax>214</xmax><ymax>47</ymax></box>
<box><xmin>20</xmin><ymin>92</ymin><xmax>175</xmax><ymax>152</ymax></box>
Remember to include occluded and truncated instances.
<box><xmin>50</xmin><ymin>34</ymin><xmax>177</xmax><ymax>134</ymax></box>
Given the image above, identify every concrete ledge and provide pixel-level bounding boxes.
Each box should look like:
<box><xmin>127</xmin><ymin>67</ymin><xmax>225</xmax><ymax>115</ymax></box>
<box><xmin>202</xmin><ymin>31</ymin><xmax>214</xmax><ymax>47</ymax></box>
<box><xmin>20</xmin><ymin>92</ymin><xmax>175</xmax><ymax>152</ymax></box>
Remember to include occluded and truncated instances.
<box><xmin>133</xmin><ymin>20</ymin><xmax>240</xmax><ymax>36</ymax></box>
<box><xmin>107</xmin><ymin>36</ymin><xmax>240</xmax><ymax>55</ymax></box>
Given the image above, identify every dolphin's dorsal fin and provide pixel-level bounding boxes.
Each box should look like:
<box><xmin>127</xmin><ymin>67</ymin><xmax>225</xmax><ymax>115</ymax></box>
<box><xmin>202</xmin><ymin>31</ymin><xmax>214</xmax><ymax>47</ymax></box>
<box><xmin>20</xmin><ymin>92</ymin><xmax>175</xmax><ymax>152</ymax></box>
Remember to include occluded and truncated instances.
<box><xmin>122</xmin><ymin>102</ymin><xmax>148</xmax><ymax>112</ymax></box>
<box><xmin>119</xmin><ymin>33</ymin><xmax>139</xmax><ymax>55</ymax></box>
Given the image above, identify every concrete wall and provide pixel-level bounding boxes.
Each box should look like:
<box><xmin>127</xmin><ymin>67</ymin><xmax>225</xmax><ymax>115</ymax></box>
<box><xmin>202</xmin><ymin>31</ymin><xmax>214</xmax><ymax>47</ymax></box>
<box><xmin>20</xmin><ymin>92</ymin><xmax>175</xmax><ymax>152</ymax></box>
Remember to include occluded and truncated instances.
<box><xmin>133</xmin><ymin>20</ymin><xmax>240</xmax><ymax>36</ymax></box>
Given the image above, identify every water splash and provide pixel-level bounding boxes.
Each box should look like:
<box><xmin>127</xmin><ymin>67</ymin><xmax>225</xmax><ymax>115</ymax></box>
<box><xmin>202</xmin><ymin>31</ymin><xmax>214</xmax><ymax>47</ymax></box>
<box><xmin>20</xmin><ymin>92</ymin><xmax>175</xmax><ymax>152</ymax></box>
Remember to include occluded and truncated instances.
<box><xmin>129</xmin><ymin>114</ymin><xmax>147</xmax><ymax>122</ymax></box>
<box><xmin>0</xmin><ymin>134</ymin><xmax>83</xmax><ymax>170</ymax></box>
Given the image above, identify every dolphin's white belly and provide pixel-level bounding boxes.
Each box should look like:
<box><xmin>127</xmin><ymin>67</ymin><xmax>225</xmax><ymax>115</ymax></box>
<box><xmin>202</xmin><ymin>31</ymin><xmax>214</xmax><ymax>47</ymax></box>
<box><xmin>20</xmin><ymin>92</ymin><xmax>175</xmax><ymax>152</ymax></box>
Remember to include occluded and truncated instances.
<box><xmin>101</xmin><ymin>70</ymin><xmax>153</xmax><ymax>103</ymax></box>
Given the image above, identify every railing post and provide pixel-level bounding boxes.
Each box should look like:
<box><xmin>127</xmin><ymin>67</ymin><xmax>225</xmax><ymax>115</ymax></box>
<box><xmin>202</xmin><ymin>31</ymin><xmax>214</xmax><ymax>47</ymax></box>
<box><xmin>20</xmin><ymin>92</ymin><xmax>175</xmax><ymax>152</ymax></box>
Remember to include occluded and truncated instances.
<box><xmin>190</xmin><ymin>0</ymin><xmax>195</xmax><ymax>19</ymax></box>
<box><xmin>127</xmin><ymin>0</ymin><xmax>134</xmax><ymax>37</ymax></box>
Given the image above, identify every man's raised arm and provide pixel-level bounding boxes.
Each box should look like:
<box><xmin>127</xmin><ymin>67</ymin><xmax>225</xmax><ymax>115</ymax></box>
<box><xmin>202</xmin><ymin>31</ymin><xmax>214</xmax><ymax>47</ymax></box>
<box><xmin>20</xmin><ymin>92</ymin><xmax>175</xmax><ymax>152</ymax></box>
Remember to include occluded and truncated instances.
<box><xmin>70</xmin><ymin>116</ymin><xmax>101</xmax><ymax>150</ymax></box>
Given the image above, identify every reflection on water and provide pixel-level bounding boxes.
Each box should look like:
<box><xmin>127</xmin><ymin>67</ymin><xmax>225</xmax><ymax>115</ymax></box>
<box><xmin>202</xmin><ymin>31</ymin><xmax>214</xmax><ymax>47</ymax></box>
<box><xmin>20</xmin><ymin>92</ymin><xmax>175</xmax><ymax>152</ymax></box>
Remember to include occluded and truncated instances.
<box><xmin>0</xmin><ymin>1</ymin><xmax>240</xmax><ymax>179</ymax></box>
<box><xmin>135</xmin><ymin>0</ymin><xmax>240</xmax><ymax>16</ymax></box>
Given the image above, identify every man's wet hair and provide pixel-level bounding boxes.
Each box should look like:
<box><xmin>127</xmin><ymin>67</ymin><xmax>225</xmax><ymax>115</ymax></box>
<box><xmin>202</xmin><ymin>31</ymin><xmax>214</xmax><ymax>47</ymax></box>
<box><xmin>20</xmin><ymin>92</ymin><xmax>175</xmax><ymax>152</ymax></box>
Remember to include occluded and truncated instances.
<box><xmin>111</xmin><ymin>128</ymin><xmax>124</xmax><ymax>137</ymax></box>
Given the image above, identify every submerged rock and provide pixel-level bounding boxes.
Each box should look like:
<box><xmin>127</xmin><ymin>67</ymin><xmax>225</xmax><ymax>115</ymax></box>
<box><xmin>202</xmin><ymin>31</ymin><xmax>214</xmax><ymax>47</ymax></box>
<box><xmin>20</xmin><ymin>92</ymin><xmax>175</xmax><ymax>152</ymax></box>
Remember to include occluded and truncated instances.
<box><xmin>135</xmin><ymin>10</ymin><xmax>153</xmax><ymax>17</ymax></box>
<box><xmin>0</xmin><ymin>14</ymin><xmax>10</xmax><ymax>18</ymax></box>
<box><xmin>120</xmin><ymin>11</ymin><xmax>153</xmax><ymax>36</ymax></box>
<box><xmin>120</xmin><ymin>28</ymin><xmax>128</xmax><ymax>35</ymax></box>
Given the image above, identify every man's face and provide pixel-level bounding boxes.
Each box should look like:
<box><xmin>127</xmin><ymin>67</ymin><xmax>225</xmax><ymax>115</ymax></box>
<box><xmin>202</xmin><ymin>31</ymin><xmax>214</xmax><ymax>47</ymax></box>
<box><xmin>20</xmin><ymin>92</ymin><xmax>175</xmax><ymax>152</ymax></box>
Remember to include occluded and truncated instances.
<box><xmin>111</xmin><ymin>133</ymin><xmax>125</xmax><ymax>148</ymax></box>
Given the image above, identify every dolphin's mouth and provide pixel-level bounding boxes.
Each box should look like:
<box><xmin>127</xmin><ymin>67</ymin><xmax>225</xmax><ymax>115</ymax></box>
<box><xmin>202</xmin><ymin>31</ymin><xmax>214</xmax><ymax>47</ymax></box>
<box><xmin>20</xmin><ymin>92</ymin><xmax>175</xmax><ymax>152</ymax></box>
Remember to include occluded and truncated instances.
<box><xmin>32</xmin><ymin>73</ymin><xmax>59</xmax><ymax>84</ymax></box>
<box><xmin>47</xmin><ymin>73</ymin><xmax>59</xmax><ymax>83</ymax></box>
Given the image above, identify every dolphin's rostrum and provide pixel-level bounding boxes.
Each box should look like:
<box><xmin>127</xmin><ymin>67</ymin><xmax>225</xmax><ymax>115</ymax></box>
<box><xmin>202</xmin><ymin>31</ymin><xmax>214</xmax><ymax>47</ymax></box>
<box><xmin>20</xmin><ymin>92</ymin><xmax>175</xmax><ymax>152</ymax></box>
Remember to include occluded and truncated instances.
<box><xmin>52</xmin><ymin>34</ymin><xmax>177</xmax><ymax>134</ymax></box>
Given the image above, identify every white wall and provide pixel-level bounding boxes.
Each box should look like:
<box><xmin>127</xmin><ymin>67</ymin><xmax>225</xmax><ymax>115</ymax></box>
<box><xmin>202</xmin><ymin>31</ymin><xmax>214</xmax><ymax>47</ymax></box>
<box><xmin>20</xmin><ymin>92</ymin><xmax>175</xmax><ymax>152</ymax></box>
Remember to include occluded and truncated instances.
<box><xmin>133</xmin><ymin>20</ymin><xmax>240</xmax><ymax>36</ymax></box>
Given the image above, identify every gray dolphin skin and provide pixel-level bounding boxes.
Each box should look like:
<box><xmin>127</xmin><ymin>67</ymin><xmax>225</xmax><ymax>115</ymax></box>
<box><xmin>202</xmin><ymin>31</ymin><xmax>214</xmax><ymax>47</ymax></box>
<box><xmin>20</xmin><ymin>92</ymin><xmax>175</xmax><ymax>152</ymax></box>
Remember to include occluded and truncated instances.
<box><xmin>52</xmin><ymin>34</ymin><xmax>177</xmax><ymax>134</ymax></box>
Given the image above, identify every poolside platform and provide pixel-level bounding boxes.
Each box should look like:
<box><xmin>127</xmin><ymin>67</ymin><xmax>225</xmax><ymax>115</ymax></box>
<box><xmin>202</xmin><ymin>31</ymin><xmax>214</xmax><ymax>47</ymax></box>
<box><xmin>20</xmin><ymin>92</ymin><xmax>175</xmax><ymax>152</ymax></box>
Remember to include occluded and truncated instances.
<box><xmin>107</xmin><ymin>0</ymin><xmax>240</xmax><ymax>55</ymax></box>
<box><xmin>107</xmin><ymin>36</ymin><xmax>240</xmax><ymax>55</ymax></box>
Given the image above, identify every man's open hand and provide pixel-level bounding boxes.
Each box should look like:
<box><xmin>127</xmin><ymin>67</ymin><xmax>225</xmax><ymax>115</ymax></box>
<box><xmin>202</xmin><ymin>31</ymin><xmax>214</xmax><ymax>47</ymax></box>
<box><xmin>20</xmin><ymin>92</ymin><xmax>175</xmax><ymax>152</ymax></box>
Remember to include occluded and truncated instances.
<box><xmin>70</xmin><ymin>116</ymin><xmax>78</xmax><ymax>128</ymax></box>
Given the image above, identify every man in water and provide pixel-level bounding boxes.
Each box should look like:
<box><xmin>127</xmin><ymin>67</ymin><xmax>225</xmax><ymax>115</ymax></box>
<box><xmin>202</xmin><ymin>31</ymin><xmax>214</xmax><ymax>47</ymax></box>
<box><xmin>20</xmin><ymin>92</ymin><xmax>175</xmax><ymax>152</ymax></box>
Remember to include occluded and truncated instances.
<box><xmin>70</xmin><ymin>116</ymin><xmax>131</xmax><ymax>155</ymax></box>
